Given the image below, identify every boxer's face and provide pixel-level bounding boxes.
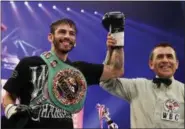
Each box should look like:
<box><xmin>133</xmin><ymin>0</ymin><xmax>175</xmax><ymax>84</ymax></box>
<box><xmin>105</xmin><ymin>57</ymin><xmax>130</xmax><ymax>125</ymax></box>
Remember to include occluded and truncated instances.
<box><xmin>51</xmin><ymin>24</ymin><xmax>76</xmax><ymax>54</ymax></box>
<box><xmin>149</xmin><ymin>47</ymin><xmax>178</xmax><ymax>78</ymax></box>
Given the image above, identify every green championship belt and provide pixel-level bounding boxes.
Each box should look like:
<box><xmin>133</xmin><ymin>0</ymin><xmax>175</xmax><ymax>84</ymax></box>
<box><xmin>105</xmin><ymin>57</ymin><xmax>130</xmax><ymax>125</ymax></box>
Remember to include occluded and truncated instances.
<box><xmin>39</xmin><ymin>51</ymin><xmax>87</xmax><ymax>113</ymax></box>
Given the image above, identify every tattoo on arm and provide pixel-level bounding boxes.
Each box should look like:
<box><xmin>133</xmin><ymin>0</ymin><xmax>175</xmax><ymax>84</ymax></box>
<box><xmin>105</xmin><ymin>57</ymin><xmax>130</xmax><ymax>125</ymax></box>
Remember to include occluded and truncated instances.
<box><xmin>109</xmin><ymin>48</ymin><xmax>123</xmax><ymax>70</ymax></box>
<box><xmin>103</xmin><ymin>50</ymin><xmax>112</xmax><ymax>65</ymax></box>
<box><xmin>101</xmin><ymin>47</ymin><xmax>124</xmax><ymax>80</ymax></box>
<box><xmin>104</xmin><ymin>47</ymin><xmax>123</xmax><ymax>70</ymax></box>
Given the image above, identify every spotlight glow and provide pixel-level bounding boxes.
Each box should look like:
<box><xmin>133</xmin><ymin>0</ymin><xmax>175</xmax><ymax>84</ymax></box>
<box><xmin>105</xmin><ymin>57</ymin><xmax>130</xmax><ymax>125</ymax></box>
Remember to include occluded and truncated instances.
<box><xmin>81</xmin><ymin>9</ymin><xmax>84</xmax><ymax>13</ymax></box>
<box><xmin>38</xmin><ymin>3</ymin><xmax>42</xmax><ymax>7</ymax></box>
<box><xmin>10</xmin><ymin>1</ymin><xmax>14</xmax><ymax>4</ymax></box>
<box><xmin>94</xmin><ymin>11</ymin><xmax>98</xmax><ymax>15</ymax></box>
<box><xmin>66</xmin><ymin>7</ymin><xmax>70</xmax><ymax>11</ymax></box>
<box><xmin>24</xmin><ymin>1</ymin><xmax>28</xmax><ymax>6</ymax></box>
<box><xmin>10</xmin><ymin>0</ymin><xmax>16</xmax><ymax>9</ymax></box>
<box><xmin>53</xmin><ymin>5</ymin><xmax>56</xmax><ymax>9</ymax></box>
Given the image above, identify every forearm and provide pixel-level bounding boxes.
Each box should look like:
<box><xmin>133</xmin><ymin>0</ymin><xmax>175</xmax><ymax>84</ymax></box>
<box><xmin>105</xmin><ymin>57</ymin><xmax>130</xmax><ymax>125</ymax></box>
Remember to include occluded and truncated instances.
<box><xmin>3</xmin><ymin>91</ymin><xmax>27</xmax><ymax>119</ymax></box>
<box><xmin>100</xmin><ymin>78</ymin><xmax>129</xmax><ymax>101</ymax></box>
<box><xmin>2</xmin><ymin>92</ymin><xmax>16</xmax><ymax>108</ymax></box>
<box><xmin>100</xmin><ymin>47</ymin><xmax>124</xmax><ymax>81</ymax></box>
<box><xmin>109</xmin><ymin>47</ymin><xmax>124</xmax><ymax>71</ymax></box>
<box><xmin>100</xmin><ymin>31</ymin><xmax>124</xmax><ymax>80</ymax></box>
<box><xmin>103</xmin><ymin>49</ymin><xmax>112</xmax><ymax>65</ymax></box>
<box><xmin>105</xmin><ymin>47</ymin><xmax>124</xmax><ymax>75</ymax></box>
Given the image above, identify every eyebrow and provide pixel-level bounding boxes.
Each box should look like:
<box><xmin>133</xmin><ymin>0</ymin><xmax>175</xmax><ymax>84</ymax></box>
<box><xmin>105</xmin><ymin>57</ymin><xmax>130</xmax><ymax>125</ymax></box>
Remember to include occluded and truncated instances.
<box><xmin>156</xmin><ymin>53</ymin><xmax>174</xmax><ymax>57</ymax></box>
<box><xmin>58</xmin><ymin>28</ymin><xmax>75</xmax><ymax>33</ymax></box>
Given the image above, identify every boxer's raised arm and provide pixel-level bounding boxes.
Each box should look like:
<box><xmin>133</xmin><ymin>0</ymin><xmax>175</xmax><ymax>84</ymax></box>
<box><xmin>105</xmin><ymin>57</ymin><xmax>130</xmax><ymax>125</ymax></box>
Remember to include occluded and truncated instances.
<box><xmin>100</xmin><ymin>33</ymin><xmax>124</xmax><ymax>81</ymax></box>
<box><xmin>100</xmin><ymin>12</ymin><xmax>125</xmax><ymax>81</ymax></box>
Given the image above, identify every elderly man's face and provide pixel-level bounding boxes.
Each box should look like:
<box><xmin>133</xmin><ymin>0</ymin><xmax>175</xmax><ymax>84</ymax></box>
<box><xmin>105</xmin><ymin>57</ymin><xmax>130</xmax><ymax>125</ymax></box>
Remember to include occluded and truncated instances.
<box><xmin>149</xmin><ymin>47</ymin><xmax>179</xmax><ymax>78</ymax></box>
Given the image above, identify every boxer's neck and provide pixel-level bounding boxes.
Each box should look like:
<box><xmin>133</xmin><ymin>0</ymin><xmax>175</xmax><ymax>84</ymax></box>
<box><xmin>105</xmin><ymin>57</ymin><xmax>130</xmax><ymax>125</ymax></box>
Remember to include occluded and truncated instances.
<box><xmin>51</xmin><ymin>48</ymin><xmax>68</xmax><ymax>61</ymax></box>
<box><xmin>55</xmin><ymin>51</ymin><xmax>68</xmax><ymax>61</ymax></box>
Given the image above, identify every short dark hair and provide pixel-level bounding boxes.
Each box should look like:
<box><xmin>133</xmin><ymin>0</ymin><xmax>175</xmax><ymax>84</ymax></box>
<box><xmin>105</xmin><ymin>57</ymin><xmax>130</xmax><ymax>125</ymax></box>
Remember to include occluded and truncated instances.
<box><xmin>149</xmin><ymin>43</ymin><xmax>177</xmax><ymax>60</ymax></box>
<box><xmin>50</xmin><ymin>18</ymin><xmax>77</xmax><ymax>34</ymax></box>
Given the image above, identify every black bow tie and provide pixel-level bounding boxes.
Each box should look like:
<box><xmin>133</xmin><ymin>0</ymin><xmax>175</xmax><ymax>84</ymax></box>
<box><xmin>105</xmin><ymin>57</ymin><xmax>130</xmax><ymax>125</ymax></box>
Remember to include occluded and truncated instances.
<box><xmin>153</xmin><ymin>78</ymin><xmax>172</xmax><ymax>88</ymax></box>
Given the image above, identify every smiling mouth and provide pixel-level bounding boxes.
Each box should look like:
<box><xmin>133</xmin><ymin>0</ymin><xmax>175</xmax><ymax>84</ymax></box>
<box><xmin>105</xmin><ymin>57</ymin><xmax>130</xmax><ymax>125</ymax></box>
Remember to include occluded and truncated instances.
<box><xmin>59</xmin><ymin>39</ymin><xmax>73</xmax><ymax>46</ymax></box>
<box><xmin>62</xmin><ymin>41</ymin><xmax>70</xmax><ymax>45</ymax></box>
<box><xmin>160</xmin><ymin>67</ymin><xmax>171</xmax><ymax>72</ymax></box>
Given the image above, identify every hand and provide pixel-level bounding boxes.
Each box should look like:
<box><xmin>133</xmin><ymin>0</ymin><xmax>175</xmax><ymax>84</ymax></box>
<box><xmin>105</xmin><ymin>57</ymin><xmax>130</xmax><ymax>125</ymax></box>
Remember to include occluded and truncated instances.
<box><xmin>102</xmin><ymin>12</ymin><xmax>125</xmax><ymax>47</ymax></box>
<box><xmin>4</xmin><ymin>104</ymin><xmax>31</xmax><ymax>119</ymax></box>
<box><xmin>106</xmin><ymin>33</ymin><xmax>117</xmax><ymax>51</ymax></box>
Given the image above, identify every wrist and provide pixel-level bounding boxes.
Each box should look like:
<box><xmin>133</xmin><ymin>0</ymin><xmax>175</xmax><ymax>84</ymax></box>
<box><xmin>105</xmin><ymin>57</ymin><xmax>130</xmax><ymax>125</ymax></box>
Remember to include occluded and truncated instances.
<box><xmin>5</xmin><ymin>104</ymin><xmax>17</xmax><ymax>119</ymax></box>
<box><xmin>111</xmin><ymin>32</ymin><xmax>124</xmax><ymax>47</ymax></box>
<box><xmin>111</xmin><ymin>46</ymin><xmax>123</xmax><ymax>49</ymax></box>
<box><xmin>5</xmin><ymin>104</ymin><xmax>14</xmax><ymax>113</ymax></box>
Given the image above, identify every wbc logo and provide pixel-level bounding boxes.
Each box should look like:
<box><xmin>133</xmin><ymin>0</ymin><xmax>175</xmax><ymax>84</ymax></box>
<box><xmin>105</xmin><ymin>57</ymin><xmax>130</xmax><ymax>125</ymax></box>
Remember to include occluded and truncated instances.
<box><xmin>164</xmin><ymin>99</ymin><xmax>180</xmax><ymax>112</ymax></box>
<box><xmin>161</xmin><ymin>99</ymin><xmax>180</xmax><ymax>122</ymax></box>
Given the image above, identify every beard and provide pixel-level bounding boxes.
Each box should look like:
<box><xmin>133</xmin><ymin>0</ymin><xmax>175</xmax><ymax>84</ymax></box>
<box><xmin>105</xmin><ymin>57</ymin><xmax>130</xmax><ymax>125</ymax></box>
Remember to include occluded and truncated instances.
<box><xmin>53</xmin><ymin>37</ymin><xmax>75</xmax><ymax>54</ymax></box>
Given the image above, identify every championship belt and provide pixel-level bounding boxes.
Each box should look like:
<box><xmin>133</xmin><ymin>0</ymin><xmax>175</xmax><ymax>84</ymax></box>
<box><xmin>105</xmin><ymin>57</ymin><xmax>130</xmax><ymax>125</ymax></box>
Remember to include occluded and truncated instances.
<box><xmin>36</xmin><ymin>51</ymin><xmax>87</xmax><ymax>113</ymax></box>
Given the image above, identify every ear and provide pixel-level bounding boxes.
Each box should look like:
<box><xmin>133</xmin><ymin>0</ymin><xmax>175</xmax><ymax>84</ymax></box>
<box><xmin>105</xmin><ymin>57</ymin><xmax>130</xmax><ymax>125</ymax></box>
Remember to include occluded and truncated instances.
<box><xmin>176</xmin><ymin>59</ymin><xmax>179</xmax><ymax>69</ymax></box>
<box><xmin>149</xmin><ymin>60</ymin><xmax>154</xmax><ymax>70</ymax></box>
<box><xmin>48</xmin><ymin>33</ymin><xmax>53</xmax><ymax>43</ymax></box>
